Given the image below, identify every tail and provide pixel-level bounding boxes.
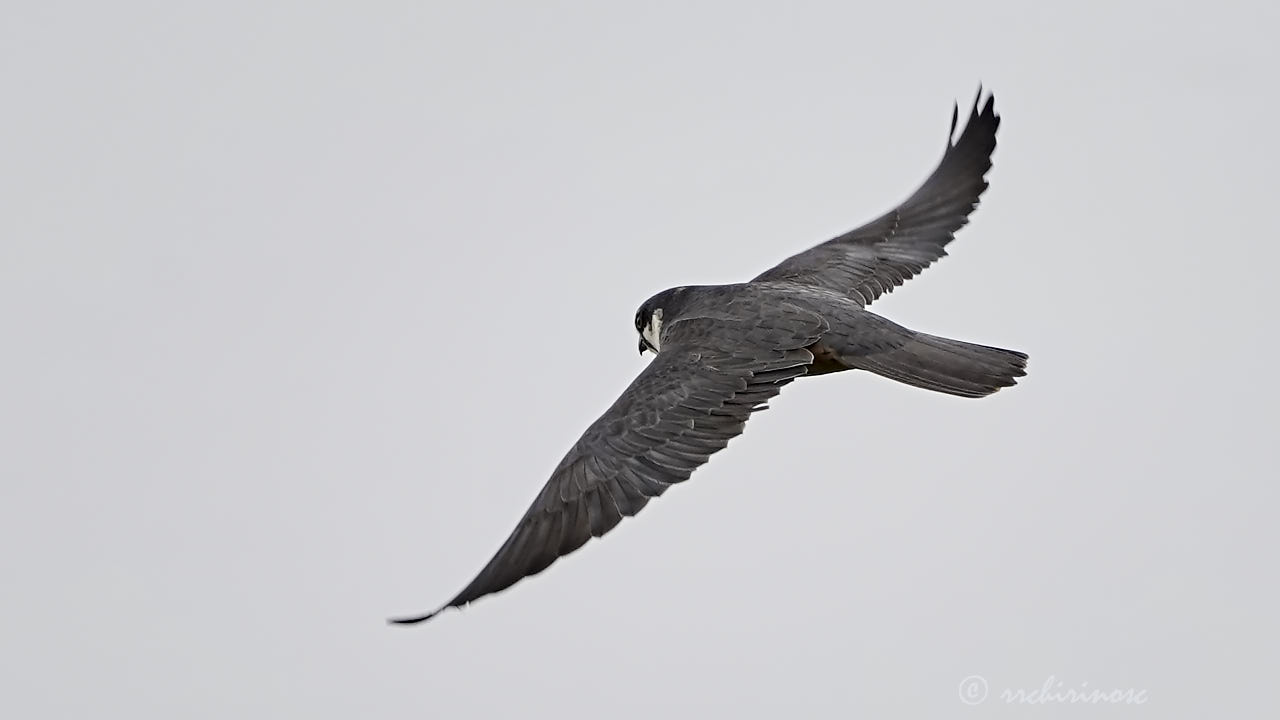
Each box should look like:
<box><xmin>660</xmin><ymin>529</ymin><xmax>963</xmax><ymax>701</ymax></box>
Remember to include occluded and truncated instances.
<box><xmin>853</xmin><ymin>332</ymin><xmax>1028</xmax><ymax>398</ymax></box>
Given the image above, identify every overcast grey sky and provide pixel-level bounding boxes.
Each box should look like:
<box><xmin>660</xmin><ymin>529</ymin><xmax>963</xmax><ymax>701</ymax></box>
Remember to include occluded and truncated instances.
<box><xmin>3</xmin><ymin>1</ymin><xmax>1278</xmax><ymax>717</ymax></box>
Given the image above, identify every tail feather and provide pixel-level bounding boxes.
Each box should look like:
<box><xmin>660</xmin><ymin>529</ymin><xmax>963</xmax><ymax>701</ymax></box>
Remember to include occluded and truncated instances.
<box><xmin>854</xmin><ymin>332</ymin><xmax>1027</xmax><ymax>398</ymax></box>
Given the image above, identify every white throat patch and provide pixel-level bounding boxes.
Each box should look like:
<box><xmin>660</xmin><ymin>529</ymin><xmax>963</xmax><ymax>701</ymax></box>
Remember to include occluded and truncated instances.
<box><xmin>642</xmin><ymin>308</ymin><xmax>664</xmax><ymax>353</ymax></box>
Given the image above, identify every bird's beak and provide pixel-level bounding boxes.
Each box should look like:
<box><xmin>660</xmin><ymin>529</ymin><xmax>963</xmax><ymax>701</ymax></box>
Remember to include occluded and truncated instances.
<box><xmin>638</xmin><ymin>338</ymin><xmax>648</xmax><ymax>355</ymax></box>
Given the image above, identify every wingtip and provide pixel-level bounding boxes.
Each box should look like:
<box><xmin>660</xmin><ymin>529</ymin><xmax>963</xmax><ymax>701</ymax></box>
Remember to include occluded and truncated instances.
<box><xmin>949</xmin><ymin>84</ymin><xmax>998</xmax><ymax>147</ymax></box>
<box><xmin>387</xmin><ymin>606</ymin><xmax>448</xmax><ymax>626</ymax></box>
<box><xmin>975</xmin><ymin>83</ymin><xmax>996</xmax><ymax>118</ymax></box>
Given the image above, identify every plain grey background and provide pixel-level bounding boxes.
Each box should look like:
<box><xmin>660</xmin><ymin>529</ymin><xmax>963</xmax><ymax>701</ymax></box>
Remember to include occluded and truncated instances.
<box><xmin>3</xmin><ymin>1</ymin><xmax>1277</xmax><ymax>717</ymax></box>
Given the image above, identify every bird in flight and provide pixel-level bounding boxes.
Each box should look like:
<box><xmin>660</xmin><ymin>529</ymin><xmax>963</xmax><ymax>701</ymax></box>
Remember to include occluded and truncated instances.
<box><xmin>393</xmin><ymin>89</ymin><xmax>1026</xmax><ymax>625</ymax></box>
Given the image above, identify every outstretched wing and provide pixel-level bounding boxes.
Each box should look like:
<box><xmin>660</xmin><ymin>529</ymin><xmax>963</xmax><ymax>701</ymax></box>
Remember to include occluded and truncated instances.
<box><xmin>753</xmin><ymin>90</ymin><xmax>1000</xmax><ymax>306</ymax></box>
<box><xmin>391</xmin><ymin>310</ymin><xmax>826</xmax><ymax>624</ymax></box>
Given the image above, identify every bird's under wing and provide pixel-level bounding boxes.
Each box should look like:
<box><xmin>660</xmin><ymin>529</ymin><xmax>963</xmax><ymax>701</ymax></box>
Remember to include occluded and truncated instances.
<box><xmin>752</xmin><ymin>90</ymin><xmax>1000</xmax><ymax>306</ymax></box>
<box><xmin>391</xmin><ymin>308</ymin><xmax>827</xmax><ymax>624</ymax></box>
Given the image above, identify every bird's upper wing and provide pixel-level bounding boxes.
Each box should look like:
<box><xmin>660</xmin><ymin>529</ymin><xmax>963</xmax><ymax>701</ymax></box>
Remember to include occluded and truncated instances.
<box><xmin>752</xmin><ymin>91</ymin><xmax>1000</xmax><ymax>306</ymax></box>
<box><xmin>391</xmin><ymin>306</ymin><xmax>827</xmax><ymax>624</ymax></box>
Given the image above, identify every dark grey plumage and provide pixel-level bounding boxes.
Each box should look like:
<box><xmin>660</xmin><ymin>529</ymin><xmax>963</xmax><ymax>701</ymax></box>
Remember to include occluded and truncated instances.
<box><xmin>754</xmin><ymin>93</ymin><xmax>998</xmax><ymax>305</ymax></box>
<box><xmin>392</xmin><ymin>90</ymin><xmax>1025</xmax><ymax>625</ymax></box>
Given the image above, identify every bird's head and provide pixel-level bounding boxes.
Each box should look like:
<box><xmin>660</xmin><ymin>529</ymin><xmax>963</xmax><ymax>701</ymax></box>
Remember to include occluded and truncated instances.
<box><xmin>635</xmin><ymin>303</ymin><xmax>663</xmax><ymax>355</ymax></box>
<box><xmin>634</xmin><ymin>287</ymin><xmax>692</xmax><ymax>355</ymax></box>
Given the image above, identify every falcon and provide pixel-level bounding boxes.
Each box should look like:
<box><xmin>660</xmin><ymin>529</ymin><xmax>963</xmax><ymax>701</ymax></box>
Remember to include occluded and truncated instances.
<box><xmin>393</xmin><ymin>90</ymin><xmax>1026</xmax><ymax>624</ymax></box>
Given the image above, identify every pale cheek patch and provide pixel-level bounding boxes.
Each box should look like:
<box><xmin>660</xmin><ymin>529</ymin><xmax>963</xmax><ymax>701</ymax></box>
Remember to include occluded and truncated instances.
<box><xmin>642</xmin><ymin>308</ymin><xmax>664</xmax><ymax>352</ymax></box>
